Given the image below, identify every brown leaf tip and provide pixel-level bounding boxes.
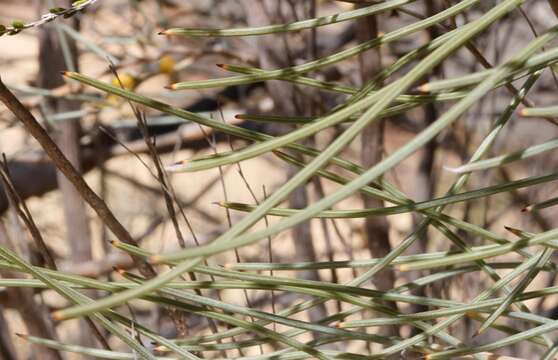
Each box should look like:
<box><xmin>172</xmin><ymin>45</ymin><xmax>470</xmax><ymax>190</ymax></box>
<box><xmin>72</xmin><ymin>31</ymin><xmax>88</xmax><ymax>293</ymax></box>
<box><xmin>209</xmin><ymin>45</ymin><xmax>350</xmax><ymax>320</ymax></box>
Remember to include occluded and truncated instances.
<box><xmin>417</xmin><ymin>83</ymin><xmax>430</xmax><ymax>93</ymax></box>
<box><xmin>51</xmin><ymin>311</ymin><xmax>62</xmax><ymax>321</ymax></box>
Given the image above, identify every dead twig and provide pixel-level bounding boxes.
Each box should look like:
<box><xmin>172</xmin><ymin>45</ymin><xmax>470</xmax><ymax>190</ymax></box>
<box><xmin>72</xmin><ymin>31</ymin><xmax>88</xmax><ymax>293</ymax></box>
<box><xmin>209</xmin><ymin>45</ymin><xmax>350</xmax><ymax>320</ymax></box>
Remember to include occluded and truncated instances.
<box><xmin>0</xmin><ymin>77</ymin><xmax>156</xmax><ymax>279</ymax></box>
<box><xmin>0</xmin><ymin>154</ymin><xmax>112</xmax><ymax>350</ymax></box>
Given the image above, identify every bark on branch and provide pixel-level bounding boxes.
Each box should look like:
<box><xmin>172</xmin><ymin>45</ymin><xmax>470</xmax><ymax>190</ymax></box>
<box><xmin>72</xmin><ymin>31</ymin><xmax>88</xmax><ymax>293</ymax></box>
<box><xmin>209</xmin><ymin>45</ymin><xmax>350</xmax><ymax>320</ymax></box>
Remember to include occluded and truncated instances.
<box><xmin>0</xmin><ymin>78</ymin><xmax>156</xmax><ymax>278</ymax></box>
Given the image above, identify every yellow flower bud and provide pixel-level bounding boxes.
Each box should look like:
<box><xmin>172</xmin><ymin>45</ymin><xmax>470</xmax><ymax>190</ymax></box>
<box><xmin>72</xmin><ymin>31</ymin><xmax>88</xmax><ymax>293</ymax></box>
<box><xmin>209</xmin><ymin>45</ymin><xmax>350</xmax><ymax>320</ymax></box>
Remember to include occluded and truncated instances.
<box><xmin>107</xmin><ymin>73</ymin><xmax>137</xmax><ymax>106</ymax></box>
<box><xmin>111</xmin><ymin>73</ymin><xmax>136</xmax><ymax>90</ymax></box>
<box><xmin>159</xmin><ymin>55</ymin><xmax>176</xmax><ymax>75</ymax></box>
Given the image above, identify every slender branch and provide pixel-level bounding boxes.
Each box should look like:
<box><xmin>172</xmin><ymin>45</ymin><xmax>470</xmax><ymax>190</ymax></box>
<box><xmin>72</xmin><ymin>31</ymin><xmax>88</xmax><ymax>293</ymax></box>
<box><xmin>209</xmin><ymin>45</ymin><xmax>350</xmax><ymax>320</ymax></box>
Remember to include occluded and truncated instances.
<box><xmin>0</xmin><ymin>77</ymin><xmax>156</xmax><ymax>279</ymax></box>
<box><xmin>0</xmin><ymin>156</ymin><xmax>56</xmax><ymax>270</ymax></box>
<box><xmin>0</xmin><ymin>0</ymin><xmax>100</xmax><ymax>36</ymax></box>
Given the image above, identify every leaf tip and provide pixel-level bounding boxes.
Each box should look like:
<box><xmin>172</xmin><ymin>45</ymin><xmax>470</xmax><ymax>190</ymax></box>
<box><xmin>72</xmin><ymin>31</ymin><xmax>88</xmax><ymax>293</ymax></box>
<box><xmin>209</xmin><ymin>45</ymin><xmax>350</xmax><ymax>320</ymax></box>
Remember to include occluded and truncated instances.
<box><xmin>504</xmin><ymin>225</ymin><xmax>515</xmax><ymax>233</ymax></box>
<box><xmin>398</xmin><ymin>265</ymin><xmax>409</xmax><ymax>272</ymax></box>
<box><xmin>165</xmin><ymin>160</ymin><xmax>188</xmax><ymax>172</ymax></box>
<box><xmin>504</xmin><ymin>226</ymin><xmax>523</xmax><ymax>237</ymax></box>
<box><xmin>416</xmin><ymin>83</ymin><xmax>430</xmax><ymax>93</ymax></box>
<box><xmin>51</xmin><ymin>311</ymin><xmax>63</xmax><ymax>321</ymax></box>
<box><xmin>442</xmin><ymin>165</ymin><xmax>461</xmax><ymax>173</ymax></box>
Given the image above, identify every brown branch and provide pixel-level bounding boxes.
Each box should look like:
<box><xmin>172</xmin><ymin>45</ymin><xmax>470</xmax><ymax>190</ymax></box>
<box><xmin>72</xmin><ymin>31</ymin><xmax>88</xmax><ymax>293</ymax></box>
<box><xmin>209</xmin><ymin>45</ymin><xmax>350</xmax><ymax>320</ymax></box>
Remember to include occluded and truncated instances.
<box><xmin>0</xmin><ymin>221</ymin><xmax>62</xmax><ymax>360</ymax></box>
<box><xmin>356</xmin><ymin>3</ymin><xmax>399</xmax><ymax>339</ymax></box>
<box><xmin>0</xmin><ymin>154</ymin><xmax>111</xmax><ymax>350</ymax></box>
<box><xmin>0</xmin><ymin>78</ymin><xmax>156</xmax><ymax>279</ymax></box>
<box><xmin>37</xmin><ymin>15</ymin><xmax>94</xmax><ymax>278</ymax></box>
<box><xmin>0</xmin><ymin>306</ymin><xmax>17</xmax><ymax>360</ymax></box>
<box><xmin>0</xmin><ymin>156</ymin><xmax>57</xmax><ymax>269</ymax></box>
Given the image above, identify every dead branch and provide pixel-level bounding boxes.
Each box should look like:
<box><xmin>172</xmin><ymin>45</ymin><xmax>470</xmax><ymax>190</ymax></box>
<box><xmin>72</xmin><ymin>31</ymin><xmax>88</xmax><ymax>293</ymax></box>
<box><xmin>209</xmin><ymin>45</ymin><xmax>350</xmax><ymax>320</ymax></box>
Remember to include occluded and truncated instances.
<box><xmin>0</xmin><ymin>78</ymin><xmax>156</xmax><ymax>278</ymax></box>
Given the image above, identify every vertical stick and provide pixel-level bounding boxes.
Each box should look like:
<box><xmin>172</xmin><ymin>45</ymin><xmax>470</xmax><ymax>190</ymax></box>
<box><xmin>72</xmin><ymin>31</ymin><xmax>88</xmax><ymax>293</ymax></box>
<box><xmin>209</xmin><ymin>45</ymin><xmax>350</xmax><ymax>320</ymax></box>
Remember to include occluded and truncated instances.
<box><xmin>356</xmin><ymin>3</ymin><xmax>399</xmax><ymax>339</ymax></box>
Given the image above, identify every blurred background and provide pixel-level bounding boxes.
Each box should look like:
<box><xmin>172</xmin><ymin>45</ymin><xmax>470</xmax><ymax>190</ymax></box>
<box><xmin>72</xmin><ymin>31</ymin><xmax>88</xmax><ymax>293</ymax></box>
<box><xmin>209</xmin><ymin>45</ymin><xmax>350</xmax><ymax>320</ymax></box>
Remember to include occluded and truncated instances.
<box><xmin>1</xmin><ymin>1</ymin><xmax>558</xmax><ymax>359</ymax></box>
